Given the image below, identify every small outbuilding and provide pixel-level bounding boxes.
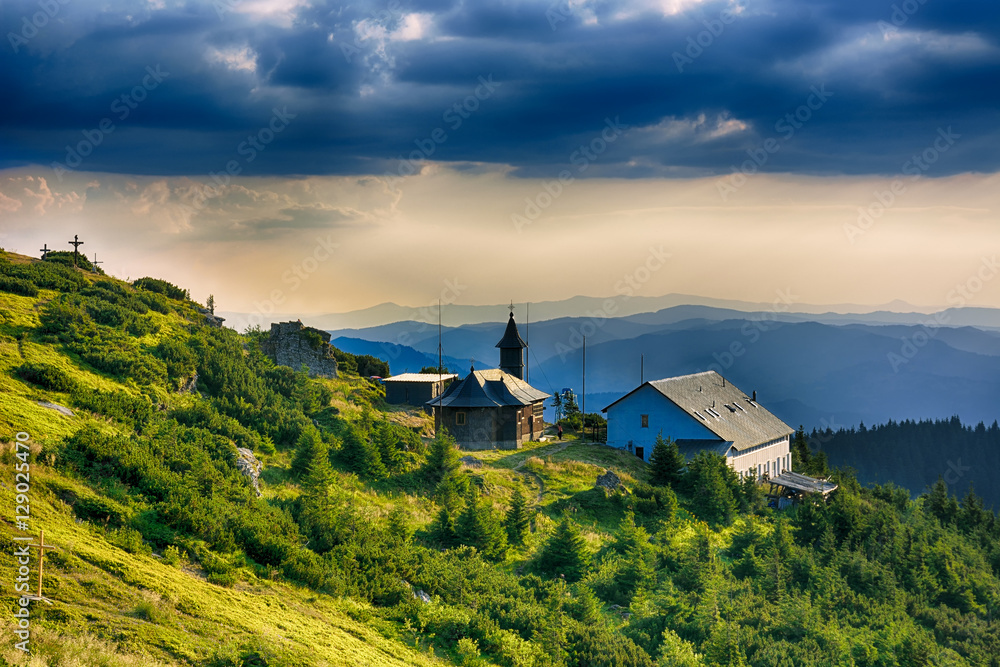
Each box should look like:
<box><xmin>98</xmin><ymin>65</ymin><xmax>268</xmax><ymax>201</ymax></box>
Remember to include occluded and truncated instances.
<box><xmin>382</xmin><ymin>373</ymin><xmax>457</xmax><ymax>408</ymax></box>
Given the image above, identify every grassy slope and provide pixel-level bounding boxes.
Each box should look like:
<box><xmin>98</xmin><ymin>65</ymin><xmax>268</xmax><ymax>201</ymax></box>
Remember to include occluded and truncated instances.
<box><xmin>0</xmin><ymin>252</ymin><xmax>726</xmax><ymax>666</ymax></box>
<box><xmin>0</xmin><ymin>255</ymin><xmax>445</xmax><ymax>667</ymax></box>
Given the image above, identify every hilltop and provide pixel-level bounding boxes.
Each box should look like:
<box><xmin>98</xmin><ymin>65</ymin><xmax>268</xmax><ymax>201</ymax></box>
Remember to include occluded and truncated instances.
<box><xmin>2</xmin><ymin>249</ymin><xmax>1000</xmax><ymax>666</ymax></box>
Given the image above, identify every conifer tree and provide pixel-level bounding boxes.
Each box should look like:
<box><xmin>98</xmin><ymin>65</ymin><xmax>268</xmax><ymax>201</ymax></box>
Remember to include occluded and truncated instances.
<box><xmin>424</xmin><ymin>428</ymin><xmax>461</xmax><ymax>484</ymax></box>
<box><xmin>372</xmin><ymin>419</ymin><xmax>405</xmax><ymax>473</ymax></box>
<box><xmin>429</xmin><ymin>472</ymin><xmax>467</xmax><ymax>546</ymax></box>
<box><xmin>340</xmin><ymin>421</ymin><xmax>387</xmax><ymax>480</ymax></box>
<box><xmin>505</xmin><ymin>487</ymin><xmax>531</xmax><ymax>546</ymax></box>
<box><xmin>456</xmin><ymin>487</ymin><xmax>508</xmax><ymax>561</ymax></box>
<box><xmin>536</xmin><ymin>515</ymin><xmax>590</xmax><ymax>582</ymax></box>
<box><xmin>299</xmin><ymin>443</ymin><xmax>350</xmax><ymax>552</ymax></box>
<box><xmin>291</xmin><ymin>426</ymin><xmax>325</xmax><ymax>479</ymax></box>
<box><xmin>791</xmin><ymin>425</ymin><xmax>811</xmax><ymax>472</ymax></box>
<box><xmin>649</xmin><ymin>433</ymin><xmax>684</xmax><ymax>487</ymax></box>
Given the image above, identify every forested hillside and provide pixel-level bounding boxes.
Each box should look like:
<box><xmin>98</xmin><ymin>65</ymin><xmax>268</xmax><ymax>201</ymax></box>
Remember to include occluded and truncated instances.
<box><xmin>2</xmin><ymin>250</ymin><xmax>1000</xmax><ymax>667</ymax></box>
<box><xmin>818</xmin><ymin>418</ymin><xmax>1000</xmax><ymax>510</ymax></box>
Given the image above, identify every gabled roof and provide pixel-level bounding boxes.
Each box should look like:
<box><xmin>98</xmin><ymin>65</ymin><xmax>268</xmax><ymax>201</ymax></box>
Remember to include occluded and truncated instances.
<box><xmin>382</xmin><ymin>373</ymin><xmax>458</xmax><ymax>383</ymax></box>
<box><xmin>603</xmin><ymin>371</ymin><xmax>792</xmax><ymax>452</ymax></box>
<box><xmin>495</xmin><ymin>313</ymin><xmax>527</xmax><ymax>349</ymax></box>
<box><xmin>429</xmin><ymin>368</ymin><xmax>548</xmax><ymax>408</ymax></box>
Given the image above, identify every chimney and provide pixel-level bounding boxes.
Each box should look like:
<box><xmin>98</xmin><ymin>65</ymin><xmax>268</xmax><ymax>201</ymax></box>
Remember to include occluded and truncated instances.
<box><xmin>752</xmin><ymin>390</ymin><xmax>757</xmax><ymax>401</ymax></box>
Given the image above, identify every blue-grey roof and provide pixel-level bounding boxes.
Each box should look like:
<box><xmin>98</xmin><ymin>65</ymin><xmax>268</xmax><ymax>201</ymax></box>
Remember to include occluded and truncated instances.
<box><xmin>428</xmin><ymin>368</ymin><xmax>547</xmax><ymax>408</ymax></box>
<box><xmin>605</xmin><ymin>371</ymin><xmax>793</xmax><ymax>452</ymax></box>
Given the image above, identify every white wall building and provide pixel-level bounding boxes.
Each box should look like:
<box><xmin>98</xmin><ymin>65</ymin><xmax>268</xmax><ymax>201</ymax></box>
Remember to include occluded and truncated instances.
<box><xmin>602</xmin><ymin>371</ymin><xmax>793</xmax><ymax>480</ymax></box>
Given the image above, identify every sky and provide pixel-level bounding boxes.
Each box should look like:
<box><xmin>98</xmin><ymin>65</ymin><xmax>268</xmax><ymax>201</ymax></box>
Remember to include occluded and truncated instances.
<box><xmin>1</xmin><ymin>0</ymin><xmax>998</xmax><ymax>318</ymax></box>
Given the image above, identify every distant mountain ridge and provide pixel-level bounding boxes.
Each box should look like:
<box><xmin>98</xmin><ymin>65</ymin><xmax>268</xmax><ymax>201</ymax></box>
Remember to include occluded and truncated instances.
<box><xmin>219</xmin><ymin>294</ymin><xmax>1000</xmax><ymax>332</ymax></box>
<box><xmin>326</xmin><ymin>306</ymin><xmax>1000</xmax><ymax>431</ymax></box>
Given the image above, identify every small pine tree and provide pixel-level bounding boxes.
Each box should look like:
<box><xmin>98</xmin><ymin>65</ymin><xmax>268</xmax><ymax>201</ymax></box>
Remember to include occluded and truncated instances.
<box><xmin>372</xmin><ymin>419</ymin><xmax>406</xmax><ymax>473</ymax></box>
<box><xmin>429</xmin><ymin>473</ymin><xmax>467</xmax><ymax>547</ymax></box>
<box><xmin>424</xmin><ymin>428</ymin><xmax>461</xmax><ymax>484</ymax></box>
<box><xmin>536</xmin><ymin>515</ymin><xmax>590</xmax><ymax>582</ymax></box>
<box><xmin>791</xmin><ymin>425</ymin><xmax>810</xmax><ymax>471</ymax></box>
<box><xmin>649</xmin><ymin>434</ymin><xmax>684</xmax><ymax>486</ymax></box>
<box><xmin>456</xmin><ymin>487</ymin><xmax>508</xmax><ymax>561</ymax></box>
<box><xmin>206</xmin><ymin>294</ymin><xmax>215</xmax><ymax>315</ymax></box>
<box><xmin>291</xmin><ymin>426</ymin><xmax>325</xmax><ymax>478</ymax></box>
<box><xmin>505</xmin><ymin>487</ymin><xmax>531</xmax><ymax>546</ymax></box>
<box><xmin>340</xmin><ymin>422</ymin><xmax>387</xmax><ymax>480</ymax></box>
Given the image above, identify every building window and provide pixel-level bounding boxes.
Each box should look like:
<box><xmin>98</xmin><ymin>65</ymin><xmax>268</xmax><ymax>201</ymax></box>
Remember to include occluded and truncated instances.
<box><xmin>640</xmin><ymin>414</ymin><xmax>649</xmax><ymax>428</ymax></box>
<box><xmin>455</xmin><ymin>412</ymin><xmax>466</xmax><ymax>426</ymax></box>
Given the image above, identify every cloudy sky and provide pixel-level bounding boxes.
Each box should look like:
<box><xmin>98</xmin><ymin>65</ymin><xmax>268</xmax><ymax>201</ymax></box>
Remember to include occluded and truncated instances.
<box><xmin>1</xmin><ymin>0</ymin><xmax>998</xmax><ymax>317</ymax></box>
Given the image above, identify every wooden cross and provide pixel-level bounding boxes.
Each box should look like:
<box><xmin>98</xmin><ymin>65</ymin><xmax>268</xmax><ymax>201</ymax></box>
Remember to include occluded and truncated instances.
<box><xmin>14</xmin><ymin>530</ymin><xmax>58</xmax><ymax>603</ymax></box>
<box><xmin>92</xmin><ymin>253</ymin><xmax>103</xmax><ymax>271</ymax></box>
<box><xmin>67</xmin><ymin>235</ymin><xmax>84</xmax><ymax>267</ymax></box>
<box><xmin>39</xmin><ymin>243</ymin><xmax>51</xmax><ymax>259</ymax></box>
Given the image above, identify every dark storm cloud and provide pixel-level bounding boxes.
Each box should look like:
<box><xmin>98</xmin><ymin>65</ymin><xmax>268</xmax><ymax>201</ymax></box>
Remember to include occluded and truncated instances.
<box><xmin>1</xmin><ymin>0</ymin><xmax>998</xmax><ymax>177</ymax></box>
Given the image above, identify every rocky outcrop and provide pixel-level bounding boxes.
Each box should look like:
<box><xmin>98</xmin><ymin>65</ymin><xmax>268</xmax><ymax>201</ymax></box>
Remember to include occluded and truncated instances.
<box><xmin>197</xmin><ymin>307</ymin><xmax>226</xmax><ymax>328</ymax></box>
<box><xmin>235</xmin><ymin>447</ymin><xmax>263</xmax><ymax>496</ymax></box>
<box><xmin>595</xmin><ymin>469</ymin><xmax>622</xmax><ymax>491</ymax></box>
<box><xmin>260</xmin><ymin>321</ymin><xmax>339</xmax><ymax>378</ymax></box>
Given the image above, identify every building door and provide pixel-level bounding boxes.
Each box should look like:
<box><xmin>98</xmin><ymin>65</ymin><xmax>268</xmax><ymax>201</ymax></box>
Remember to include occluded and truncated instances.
<box><xmin>635</xmin><ymin>446</ymin><xmax>644</xmax><ymax>461</ymax></box>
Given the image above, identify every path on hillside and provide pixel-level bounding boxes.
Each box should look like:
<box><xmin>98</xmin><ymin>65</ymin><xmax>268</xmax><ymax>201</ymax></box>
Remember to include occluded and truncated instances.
<box><xmin>513</xmin><ymin>441</ymin><xmax>570</xmax><ymax>504</ymax></box>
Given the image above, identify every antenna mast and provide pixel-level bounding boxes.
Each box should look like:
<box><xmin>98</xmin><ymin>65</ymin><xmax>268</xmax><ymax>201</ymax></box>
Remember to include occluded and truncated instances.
<box><xmin>582</xmin><ymin>335</ymin><xmax>586</xmax><ymax>442</ymax></box>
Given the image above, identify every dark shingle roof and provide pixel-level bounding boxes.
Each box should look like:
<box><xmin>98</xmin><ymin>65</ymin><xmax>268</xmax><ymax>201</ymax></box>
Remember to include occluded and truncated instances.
<box><xmin>429</xmin><ymin>368</ymin><xmax>547</xmax><ymax>408</ymax></box>
<box><xmin>495</xmin><ymin>313</ymin><xmax>527</xmax><ymax>349</ymax></box>
<box><xmin>605</xmin><ymin>371</ymin><xmax>793</xmax><ymax>452</ymax></box>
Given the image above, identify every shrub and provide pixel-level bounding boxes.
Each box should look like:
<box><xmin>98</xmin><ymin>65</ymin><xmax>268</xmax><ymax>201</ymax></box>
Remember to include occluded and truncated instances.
<box><xmin>134</xmin><ymin>600</ymin><xmax>167</xmax><ymax>624</ymax></box>
<box><xmin>126</xmin><ymin>315</ymin><xmax>160</xmax><ymax>337</ymax></box>
<box><xmin>15</xmin><ymin>362</ymin><xmax>77</xmax><ymax>392</ymax></box>
<box><xmin>38</xmin><ymin>300</ymin><xmax>87</xmax><ymax>335</ymax></box>
<box><xmin>133</xmin><ymin>277</ymin><xmax>188</xmax><ymax>301</ymax></box>
<box><xmin>108</xmin><ymin>526</ymin><xmax>152</xmax><ymax>556</ymax></box>
<box><xmin>86</xmin><ymin>301</ymin><xmax>131</xmax><ymax>327</ymax></box>
<box><xmin>163</xmin><ymin>545</ymin><xmax>183</xmax><ymax>567</ymax></box>
<box><xmin>0</xmin><ymin>275</ymin><xmax>39</xmax><ymax>297</ymax></box>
